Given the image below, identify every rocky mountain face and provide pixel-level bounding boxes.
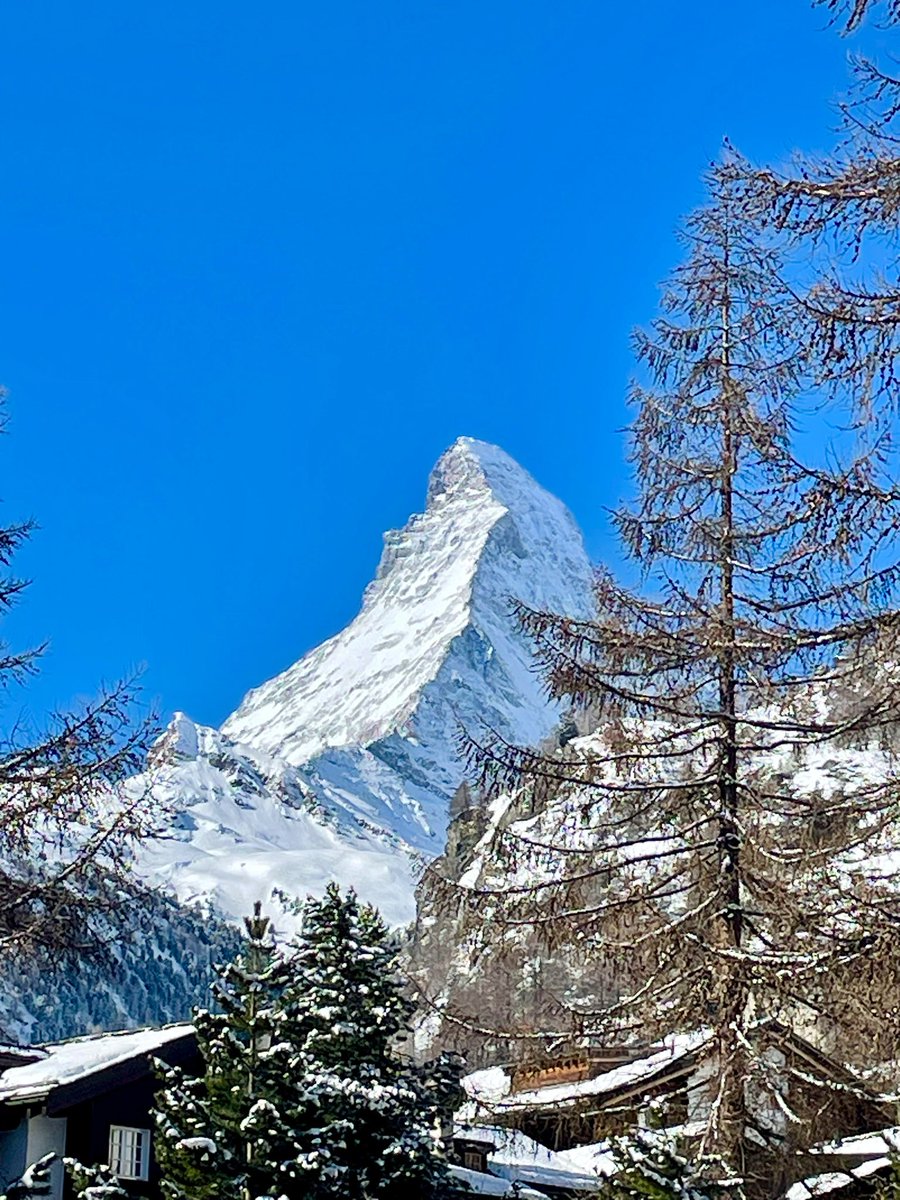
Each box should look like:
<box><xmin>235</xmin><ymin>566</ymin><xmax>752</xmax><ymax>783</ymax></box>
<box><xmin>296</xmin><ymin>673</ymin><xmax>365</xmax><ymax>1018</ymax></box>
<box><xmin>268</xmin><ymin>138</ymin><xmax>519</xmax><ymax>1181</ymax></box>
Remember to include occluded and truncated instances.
<box><xmin>406</xmin><ymin>735</ymin><xmax>613</xmax><ymax>1069</ymax></box>
<box><xmin>407</xmin><ymin>700</ymin><xmax>900</xmax><ymax>1067</ymax></box>
<box><xmin>134</xmin><ymin>438</ymin><xmax>595</xmax><ymax>933</ymax></box>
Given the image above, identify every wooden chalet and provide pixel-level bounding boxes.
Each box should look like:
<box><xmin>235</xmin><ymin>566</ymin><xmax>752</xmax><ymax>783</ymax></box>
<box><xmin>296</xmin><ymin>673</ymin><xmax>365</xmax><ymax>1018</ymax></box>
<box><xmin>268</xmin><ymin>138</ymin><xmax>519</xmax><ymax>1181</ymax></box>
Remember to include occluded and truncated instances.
<box><xmin>463</xmin><ymin>1024</ymin><xmax>891</xmax><ymax>1177</ymax></box>
<box><xmin>469</xmin><ymin>1032</ymin><xmax>704</xmax><ymax>1150</ymax></box>
<box><xmin>0</xmin><ymin>1025</ymin><xmax>199</xmax><ymax>1200</ymax></box>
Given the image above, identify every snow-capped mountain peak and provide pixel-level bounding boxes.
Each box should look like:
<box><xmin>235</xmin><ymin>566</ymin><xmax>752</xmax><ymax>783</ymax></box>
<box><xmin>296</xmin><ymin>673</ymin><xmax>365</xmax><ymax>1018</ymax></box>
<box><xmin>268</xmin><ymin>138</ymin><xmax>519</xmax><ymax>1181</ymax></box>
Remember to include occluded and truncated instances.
<box><xmin>222</xmin><ymin>437</ymin><xmax>588</xmax><ymax>765</ymax></box>
<box><xmin>137</xmin><ymin>438</ymin><xmax>595</xmax><ymax>928</ymax></box>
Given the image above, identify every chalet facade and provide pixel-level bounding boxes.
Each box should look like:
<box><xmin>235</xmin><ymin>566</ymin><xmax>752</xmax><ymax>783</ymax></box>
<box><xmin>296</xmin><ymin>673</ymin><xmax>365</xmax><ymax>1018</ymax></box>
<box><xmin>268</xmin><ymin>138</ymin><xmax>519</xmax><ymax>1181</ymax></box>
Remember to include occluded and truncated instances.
<box><xmin>461</xmin><ymin>1024</ymin><xmax>891</xmax><ymax>1194</ymax></box>
<box><xmin>510</xmin><ymin>1044</ymin><xmax>665</xmax><ymax>1096</ymax></box>
<box><xmin>0</xmin><ymin>1026</ymin><xmax>199</xmax><ymax>1200</ymax></box>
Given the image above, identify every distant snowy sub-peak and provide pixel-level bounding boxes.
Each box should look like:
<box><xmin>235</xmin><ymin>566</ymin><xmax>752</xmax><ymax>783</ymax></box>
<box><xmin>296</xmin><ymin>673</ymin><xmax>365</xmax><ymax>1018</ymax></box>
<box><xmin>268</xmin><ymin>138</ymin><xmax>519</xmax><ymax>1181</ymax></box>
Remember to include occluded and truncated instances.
<box><xmin>135</xmin><ymin>437</ymin><xmax>595</xmax><ymax>932</ymax></box>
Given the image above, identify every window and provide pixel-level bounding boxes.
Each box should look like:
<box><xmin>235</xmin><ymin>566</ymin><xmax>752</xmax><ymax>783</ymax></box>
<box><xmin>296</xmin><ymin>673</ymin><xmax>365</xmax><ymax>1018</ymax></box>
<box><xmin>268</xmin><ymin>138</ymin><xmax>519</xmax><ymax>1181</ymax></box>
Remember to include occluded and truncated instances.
<box><xmin>108</xmin><ymin>1126</ymin><xmax>151</xmax><ymax>1181</ymax></box>
<box><xmin>462</xmin><ymin>1149</ymin><xmax>484</xmax><ymax>1172</ymax></box>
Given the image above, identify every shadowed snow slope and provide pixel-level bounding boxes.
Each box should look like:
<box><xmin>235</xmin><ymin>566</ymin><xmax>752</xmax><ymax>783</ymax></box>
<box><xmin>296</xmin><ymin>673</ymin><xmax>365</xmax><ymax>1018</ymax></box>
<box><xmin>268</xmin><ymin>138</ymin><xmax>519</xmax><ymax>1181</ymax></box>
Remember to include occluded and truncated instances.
<box><xmin>136</xmin><ymin>438</ymin><xmax>595</xmax><ymax>931</ymax></box>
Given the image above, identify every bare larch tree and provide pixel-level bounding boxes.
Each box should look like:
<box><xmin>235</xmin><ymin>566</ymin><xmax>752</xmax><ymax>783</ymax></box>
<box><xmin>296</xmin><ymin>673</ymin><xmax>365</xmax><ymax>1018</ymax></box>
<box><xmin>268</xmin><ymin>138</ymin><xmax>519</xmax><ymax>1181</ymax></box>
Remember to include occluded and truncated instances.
<box><xmin>814</xmin><ymin>0</ymin><xmax>900</xmax><ymax>31</ymax></box>
<box><xmin>0</xmin><ymin>397</ymin><xmax>162</xmax><ymax>968</ymax></box>
<box><xmin>438</xmin><ymin>172</ymin><xmax>900</xmax><ymax>1194</ymax></box>
<box><xmin>726</xmin><ymin>22</ymin><xmax>900</xmax><ymax>442</ymax></box>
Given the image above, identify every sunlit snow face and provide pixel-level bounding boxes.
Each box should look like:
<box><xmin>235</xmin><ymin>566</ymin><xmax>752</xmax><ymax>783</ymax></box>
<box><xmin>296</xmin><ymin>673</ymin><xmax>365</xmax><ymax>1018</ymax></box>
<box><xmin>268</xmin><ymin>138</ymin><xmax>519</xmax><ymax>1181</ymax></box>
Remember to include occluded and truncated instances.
<box><xmin>133</xmin><ymin>439</ymin><xmax>596</xmax><ymax>932</ymax></box>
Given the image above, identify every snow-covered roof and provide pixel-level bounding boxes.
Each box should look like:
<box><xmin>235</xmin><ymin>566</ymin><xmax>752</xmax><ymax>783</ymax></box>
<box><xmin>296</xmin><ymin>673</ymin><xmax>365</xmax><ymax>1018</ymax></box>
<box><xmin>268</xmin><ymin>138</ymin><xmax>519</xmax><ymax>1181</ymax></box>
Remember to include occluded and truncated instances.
<box><xmin>553</xmin><ymin>1141</ymin><xmax>619</xmax><ymax>1176</ymax></box>
<box><xmin>454</xmin><ymin>1127</ymin><xmax>499</xmax><ymax>1149</ymax></box>
<box><xmin>461</xmin><ymin>1032</ymin><xmax>708</xmax><ymax>1117</ymax></box>
<box><xmin>458</xmin><ymin>1123</ymin><xmax>610</xmax><ymax>1192</ymax></box>
<box><xmin>0</xmin><ymin>1024</ymin><xmax>193</xmax><ymax>1105</ymax></box>
<box><xmin>447</xmin><ymin>1165</ymin><xmax>549</xmax><ymax>1198</ymax></box>
<box><xmin>813</xmin><ymin>1126</ymin><xmax>900</xmax><ymax>1159</ymax></box>
<box><xmin>0</xmin><ymin>1044</ymin><xmax>45</xmax><ymax>1067</ymax></box>
<box><xmin>785</xmin><ymin>1157</ymin><xmax>890</xmax><ymax>1199</ymax></box>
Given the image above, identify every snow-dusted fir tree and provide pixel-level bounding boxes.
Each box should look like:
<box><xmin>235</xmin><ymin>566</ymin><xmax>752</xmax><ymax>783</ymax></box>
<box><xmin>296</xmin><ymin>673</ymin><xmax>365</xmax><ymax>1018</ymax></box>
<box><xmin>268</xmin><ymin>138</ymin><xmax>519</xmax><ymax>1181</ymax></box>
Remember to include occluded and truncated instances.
<box><xmin>154</xmin><ymin>902</ymin><xmax>293</xmax><ymax>1200</ymax></box>
<box><xmin>155</xmin><ymin>889</ymin><xmax>461</xmax><ymax>1200</ymax></box>
<box><xmin>276</xmin><ymin>884</ymin><xmax>462</xmax><ymax>1198</ymax></box>
<box><xmin>443</xmin><ymin>171</ymin><xmax>900</xmax><ymax>1193</ymax></box>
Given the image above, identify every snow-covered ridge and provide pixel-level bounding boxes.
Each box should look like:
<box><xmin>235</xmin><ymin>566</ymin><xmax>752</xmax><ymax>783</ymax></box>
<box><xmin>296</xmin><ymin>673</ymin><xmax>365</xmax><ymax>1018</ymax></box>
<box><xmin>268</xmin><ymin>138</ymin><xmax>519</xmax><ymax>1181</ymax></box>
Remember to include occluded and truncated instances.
<box><xmin>223</xmin><ymin>438</ymin><xmax>590</xmax><ymax>764</ymax></box>
<box><xmin>136</xmin><ymin>438</ymin><xmax>596</xmax><ymax>929</ymax></box>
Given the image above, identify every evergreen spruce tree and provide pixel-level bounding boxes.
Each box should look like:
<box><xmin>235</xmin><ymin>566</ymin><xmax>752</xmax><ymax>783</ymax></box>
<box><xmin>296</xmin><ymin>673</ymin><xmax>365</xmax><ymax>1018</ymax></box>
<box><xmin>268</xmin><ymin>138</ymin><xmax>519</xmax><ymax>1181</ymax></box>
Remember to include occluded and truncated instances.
<box><xmin>155</xmin><ymin>889</ymin><xmax>461</xmax><ymax>1200</ymax></box>
<box><xmin>275</xmin><ymin>884</ymin><xmax>462</xmax><ymax>1199</ymax></box>
<box><xmin>154</xmin><ymin>902</ymin><xmax>291</xmax><ymax>1200</ymax></box>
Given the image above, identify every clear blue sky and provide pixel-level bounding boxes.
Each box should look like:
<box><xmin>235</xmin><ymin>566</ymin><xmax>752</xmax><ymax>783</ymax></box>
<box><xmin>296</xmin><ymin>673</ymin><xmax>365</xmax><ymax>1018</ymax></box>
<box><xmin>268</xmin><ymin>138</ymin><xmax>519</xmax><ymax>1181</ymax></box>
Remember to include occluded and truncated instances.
<box><xmin>0</xmin><ymin>1</ymin><xmax>889</xmax><ymax>732</ymax></box>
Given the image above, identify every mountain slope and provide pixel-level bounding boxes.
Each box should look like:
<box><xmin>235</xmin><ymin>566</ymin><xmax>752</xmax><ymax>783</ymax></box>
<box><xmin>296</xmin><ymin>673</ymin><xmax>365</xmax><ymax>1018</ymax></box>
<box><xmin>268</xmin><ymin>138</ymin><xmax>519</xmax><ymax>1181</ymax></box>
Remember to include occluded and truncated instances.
<box><xmin>408</xmin><ymin>701</ymin><xmax>900</xmax><ymax>1066</ymax></box>
<box><xmin>136</xmin><ymin>438</ymin><xmax>595</xmax><ymax>931</ymax></box>
<box><xmin>0</xmin><ymin>885</ymin><xmax>239</xmax><ymax>1044</ymax></box>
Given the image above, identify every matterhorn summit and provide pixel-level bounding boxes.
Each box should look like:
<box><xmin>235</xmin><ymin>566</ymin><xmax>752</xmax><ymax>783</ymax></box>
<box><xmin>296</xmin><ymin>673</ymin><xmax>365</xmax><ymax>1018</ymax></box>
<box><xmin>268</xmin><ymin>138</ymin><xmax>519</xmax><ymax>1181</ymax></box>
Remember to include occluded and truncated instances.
<box><xmin>136</xmin><ymin>438</ymin><xmax>595</xmax><ymax>929</ymax></box>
